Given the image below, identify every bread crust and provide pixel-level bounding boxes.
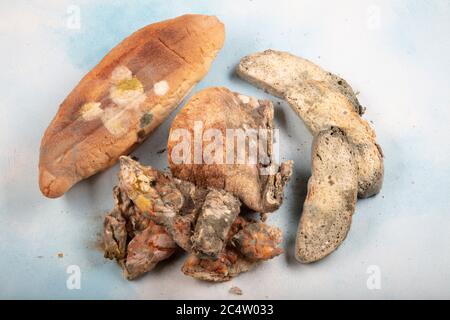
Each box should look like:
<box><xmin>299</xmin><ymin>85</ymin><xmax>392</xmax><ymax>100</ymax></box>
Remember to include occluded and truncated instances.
<box><xmin>39</xmin><ymin>14</ymin><xmax>225</xmax><ymax>198</ymax></box>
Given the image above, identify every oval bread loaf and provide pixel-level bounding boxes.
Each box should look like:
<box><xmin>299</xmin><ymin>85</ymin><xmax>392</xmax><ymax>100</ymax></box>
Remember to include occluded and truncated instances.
<box><xmin>39</xmin><ymin>14</ymin><xmax>225</xmax><ymax>198</ymax></box>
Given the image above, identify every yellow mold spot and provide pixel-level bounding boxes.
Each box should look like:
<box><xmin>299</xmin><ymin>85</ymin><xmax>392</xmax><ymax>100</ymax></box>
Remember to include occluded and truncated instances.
<box><xmin>116</xmin><ymin>78</ymin><xmax>143</xmax><ymax>92</ymax></box>
<box><xmin>110</xmin><ymin>77</ymin><xmax>145</xmax><ymax>106</ymax></box>
<box><xmin>134</xmin><ymin>194</ymin><xmax>153</xmax><ymax>212</ymax></box>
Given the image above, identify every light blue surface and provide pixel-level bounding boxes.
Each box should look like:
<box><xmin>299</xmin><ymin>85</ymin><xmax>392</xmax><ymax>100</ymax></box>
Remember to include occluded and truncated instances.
<box><xmin>1</xmin><ymin>0</ymin><xmax>449</xmax><ymax>299</ymax></box>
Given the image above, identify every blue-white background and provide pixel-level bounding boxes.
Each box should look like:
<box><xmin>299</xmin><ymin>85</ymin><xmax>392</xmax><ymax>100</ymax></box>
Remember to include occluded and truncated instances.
<box><xmin>1</xmin><ymin>0</ymin><xmax>449</xmax><ymax>299</ymax></box>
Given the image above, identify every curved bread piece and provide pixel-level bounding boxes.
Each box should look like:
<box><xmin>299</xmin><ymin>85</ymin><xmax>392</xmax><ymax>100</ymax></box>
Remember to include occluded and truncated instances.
<box><xmin>237</xmin><ymin>49</ymin><xmax>363</xmax><ymax>114</ymax></box>
<box><xmin>39</xmin><ymin>14</ymin><xmax>225</xmax><ymax>198</ymax></box>
<box><xmin>167</xmin><ymin>87</ymin><xmax>293</xmax><ymax>213</ymax></box>
<box><xmin>236</xmin><ymin>49</ymin><xmax>383</xmax><ymax>198</ymax></box>
<box><xmin>191</xmin><ymin>189</ymin><xmax>241</xmax><ymax>260</ymax></box>
<box><xmin>296</xmin><ymin>127</ymin><xmax>358</xmax><ymax>263</ymax></box>
<box><xmin>182</xmin><ymin>216</ymin><xmax>283</xmax><ymax>282</ymax></box>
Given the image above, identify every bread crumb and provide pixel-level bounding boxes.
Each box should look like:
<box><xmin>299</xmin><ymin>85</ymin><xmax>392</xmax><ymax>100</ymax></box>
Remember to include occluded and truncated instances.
<box><xmin>229</xmin><ymin>286</ymin><xmax>243</xmax><ymax>295</ymax></box>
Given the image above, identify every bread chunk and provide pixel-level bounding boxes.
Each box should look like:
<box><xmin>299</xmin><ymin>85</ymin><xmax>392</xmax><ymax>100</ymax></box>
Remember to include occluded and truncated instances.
<box><xmin>168</xmin><ymin>87</ymin><xmax>293</xmax><ymax>213</ymax></box>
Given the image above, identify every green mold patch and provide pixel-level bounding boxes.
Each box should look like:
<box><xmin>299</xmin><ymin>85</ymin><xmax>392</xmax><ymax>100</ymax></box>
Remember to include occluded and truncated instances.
<box><xmin>140</xmin><ymin>112</ymin><xmax>153</xmax><ymax>128</ymax></box>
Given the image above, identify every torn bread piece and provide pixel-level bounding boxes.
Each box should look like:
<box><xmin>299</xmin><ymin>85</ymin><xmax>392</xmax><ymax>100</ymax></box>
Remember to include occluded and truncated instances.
<box><xmin>168</xmin><ymin>87</ymin><xmax>293</xmax><ymax>214</ymax></box>
<box><xmin>182</xmin><ymin>248</ymin><xmax>254</xmax><ymax>282</ymax></box>
<box><xmin>124</xmin><ymin>221</ymin><xmax>176</xmax><ymax>280</ymax></box>
<box><xmin>191</xmin><ymin>189</ymin><xmax>241</xmax><ymax>260</ymax></box>
<box><xmin>112</xmin><ymin>156</ymin><xmax>284</xmax><ymax>280</ymax></box>
<box><xmin>118</xmin><ymin>156</ymin><xmax>207</xmax><ymax>252</ymax></box>
<box><xmin>295</xmin><ymin>127</ymin><xmax>358</xmax><ymax>263</ymax></box>
<box><xmin>104</xmin><ymin>156</ymin><xmax>286</xmax><ymax>280</ymax></box>
<box><xmin>231</xmin><ymin>220</ymin><xmax>284</xmax><ymax>261</ymax></box>
<box><xmin>103</xmin><ymin>186</ymin><xmax>176</xmax><ymax>280</ymax></box>
<box><xmin>118</xmin><ymin>156</ymin><xmax>243</xmax><ymax>259</ymax></box>
<box><xmin>237</xmin><ymin>50</ymin><xmax>383</xmax><ymax>198</ymax></box>
<box><xmin>182</xmin><ymin>216</ymin><xmax>283</xmax><ymax>282</ymax></box>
